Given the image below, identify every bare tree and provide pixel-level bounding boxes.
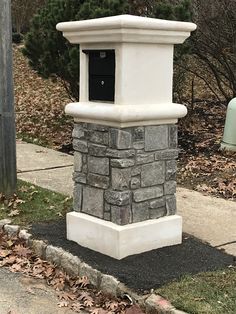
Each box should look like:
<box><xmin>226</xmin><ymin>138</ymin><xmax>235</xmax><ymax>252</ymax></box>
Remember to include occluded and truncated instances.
<box><xmin>11</xmin><ymin>0</ymin><xmax>46</xmax><ymax>33</ymax></box>
<box><xmin>186</xmin><ymin>0</ymin><xmax>236</xmax><ymax>102</ymax></box>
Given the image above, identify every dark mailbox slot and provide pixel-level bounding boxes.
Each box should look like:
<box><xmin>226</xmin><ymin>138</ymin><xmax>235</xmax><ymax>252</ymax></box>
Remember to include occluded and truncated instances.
<box><xmin>83</xmin><ymin>50</ymin><xmax>115</xmax><ymax>102</ymax></box>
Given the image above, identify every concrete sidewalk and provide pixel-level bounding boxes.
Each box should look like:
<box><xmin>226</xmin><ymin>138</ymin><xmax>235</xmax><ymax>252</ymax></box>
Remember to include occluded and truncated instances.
<box><xmin>17</xmin><ymin>140</ymin><xmax>74</xmax><ymax>196</ymax></box>
<box><xmin>17</xmin><ymin>141</ymin><xmax>236</xmax><ymax>257</ymax></box>
<box><xmin>0</xmin><ymin>268</ymin><xmax>76</xmax><ymax>314</ymax></box>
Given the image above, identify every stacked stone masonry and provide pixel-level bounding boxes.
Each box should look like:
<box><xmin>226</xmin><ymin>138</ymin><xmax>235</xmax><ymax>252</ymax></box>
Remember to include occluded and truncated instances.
<box><xmin>73</xmin><ymin>123</ymin><xmax>178</xmax><ymax>225</ymax></box>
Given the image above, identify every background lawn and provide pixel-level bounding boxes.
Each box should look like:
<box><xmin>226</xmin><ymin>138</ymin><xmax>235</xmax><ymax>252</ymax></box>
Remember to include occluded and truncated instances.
<box><xmin>0</xmin><ymin>180</ymin><xmax>72</xmax><ymax>226</ymax></box>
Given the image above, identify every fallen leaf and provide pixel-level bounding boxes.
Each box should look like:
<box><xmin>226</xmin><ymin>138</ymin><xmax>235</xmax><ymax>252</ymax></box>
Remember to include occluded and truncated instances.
<box><xmin>57</xmin><ymin>301</ymin><xmax>69</xmax><ymax>308</ymax></box>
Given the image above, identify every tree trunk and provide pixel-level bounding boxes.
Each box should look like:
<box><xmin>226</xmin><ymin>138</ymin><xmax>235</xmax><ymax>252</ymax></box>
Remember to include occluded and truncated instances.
<box><xmin>0</xmin><ymin>0</ymin><xmax>17</xmax><ymax>197</ymax></box>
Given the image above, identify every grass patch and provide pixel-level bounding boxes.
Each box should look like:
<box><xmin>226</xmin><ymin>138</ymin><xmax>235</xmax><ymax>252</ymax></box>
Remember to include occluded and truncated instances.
<box><xmin>156</xmin><ymin>267</ymin><xmax>236</xmax><ymax>314</ymax></box>
<box><xmin>0</xmin><ymin>180</ymin><xmax>72</xmax><ymax>226</ymax></box>
<box><xmin>17</xmin><ymin>133</ymin><xmax>51</xmax><ymax>148</ymax></box>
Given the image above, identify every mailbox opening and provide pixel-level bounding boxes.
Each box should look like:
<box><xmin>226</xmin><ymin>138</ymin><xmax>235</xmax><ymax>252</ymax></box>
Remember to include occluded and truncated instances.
<box><xmin>83</xmin><ymin>49</ymin><xmax>115</xmax><ymax>102</ymax></box>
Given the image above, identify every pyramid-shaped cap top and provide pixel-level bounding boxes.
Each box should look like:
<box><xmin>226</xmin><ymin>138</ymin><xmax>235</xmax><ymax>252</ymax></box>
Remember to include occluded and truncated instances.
<box><xmin>57</xmin><ymin>14</ymin><xmax>196</xmax><ymax>32</ymax></box>
<box><xmin>57</xmin><ymin>14</ymin><xmax>196</xmax><ymax>45</ymax></box>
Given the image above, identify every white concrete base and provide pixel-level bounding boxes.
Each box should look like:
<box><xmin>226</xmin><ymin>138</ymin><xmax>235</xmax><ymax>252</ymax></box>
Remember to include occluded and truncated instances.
<box><xmin>67</xmin><ymin>212</ymin><xmax>182</xmax><ymax>259</ymax></box>
<box><xmin>220</xmin><ymin>141</ymin><xmax>236</xmax><ymax>152</ymax></box>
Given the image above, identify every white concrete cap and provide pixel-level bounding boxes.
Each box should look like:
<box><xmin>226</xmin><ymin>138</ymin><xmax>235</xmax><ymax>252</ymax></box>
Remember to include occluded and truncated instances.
<box><xmin>56</xmin><ymin>14</ymin><xmax>196</xmax><ymax>126</ymax></box>
<box><xmin>57</xmin><ymin>14</ymin><xmax>197</xmax><ymax>44</ymax></box>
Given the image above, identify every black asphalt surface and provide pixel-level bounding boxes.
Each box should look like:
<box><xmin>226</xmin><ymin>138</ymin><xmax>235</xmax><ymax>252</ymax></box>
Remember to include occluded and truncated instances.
<box><xmin>31</xmin><ymin>219</ymin><xmax>235</xmax><ymax>292</ymax></box>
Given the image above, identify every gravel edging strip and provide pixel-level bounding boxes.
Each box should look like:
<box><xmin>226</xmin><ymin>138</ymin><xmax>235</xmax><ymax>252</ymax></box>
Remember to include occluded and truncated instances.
<box><xmin>1</xmin><ymin>221</ymin><xmax>188</xmax><ymax>314</ymax></box>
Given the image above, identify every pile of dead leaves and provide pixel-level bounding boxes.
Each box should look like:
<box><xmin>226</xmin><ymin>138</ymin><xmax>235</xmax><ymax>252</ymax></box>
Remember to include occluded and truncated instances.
<box><xmin>0</xmin><ymin>193</ymin><xmax>25</xmax><ymax>218</ymax></box>
<box><xmin>13</xmin><ymin>45</ymin><xmax>73</xmax><ymax>152</ymax></box>
<box><xmin>178</xmin><ymin>101</ymin><xmax>236</xmax><ymax>200</ymax></box>
<box><xmin>0</xmin><ymin>232</ymin><xmax>143</xmax><ymax>313</ymax></box>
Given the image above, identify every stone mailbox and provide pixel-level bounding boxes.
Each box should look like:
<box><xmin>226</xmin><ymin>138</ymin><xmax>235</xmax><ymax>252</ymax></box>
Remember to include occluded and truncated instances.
<box><xmin>57</xmin><ymin>15</ymin><xmax>196</xmax><ymax>259</ymax></box>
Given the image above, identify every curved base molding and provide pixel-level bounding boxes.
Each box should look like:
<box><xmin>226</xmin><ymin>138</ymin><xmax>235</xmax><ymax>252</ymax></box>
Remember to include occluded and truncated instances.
<box><xmin>65</xmin><ymin>102</ymin><xmax>187</xmax><ymax>128</ymax></box>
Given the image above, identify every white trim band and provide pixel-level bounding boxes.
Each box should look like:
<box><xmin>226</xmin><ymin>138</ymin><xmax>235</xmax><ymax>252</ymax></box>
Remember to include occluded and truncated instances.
<box><xmin>65</xmin><ymin>102</ymin><xmax>187</xmax><ymax>127</ymax></box>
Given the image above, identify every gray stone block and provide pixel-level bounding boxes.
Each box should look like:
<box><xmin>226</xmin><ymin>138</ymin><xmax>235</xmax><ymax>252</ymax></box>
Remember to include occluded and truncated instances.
<box><xmin>79</xmin><ymin>262</ymin><xmax>101</xmax><ymax>288</ymax></box>
<box><xmin>100</xmin><ymin>274</ymin><xmax>120</xmax><ymax>296</ymax></box>
<box><xmin>82</xmin><ymin>163</ymin><xmax>88</xmax><ymax>174</ymax></box>
<box><xmin>111</xmin><ymin>168</ymin><xmax>131</xmax><ymax>191</ymax></box>
<box><xmin>88</xmin><ymin>143</ymin><xmax>107</xmax><ymax>157</ymax></box>
<box><xmin>87</xmin><ymin>123</ymin><xmax>108</xmax><ymax>132</ymax></box>
<box><xmin>133</xmin><ymin>186</ymin><xmax>163</xmax><ymax>202</ymax></box>
<box><xmin>73</xmin><ymin>139</ymin><xmax>88</xmax><ymax>153</ymax></box>
<box><xmin>109</xmin><ymin>129</ymin><xmax>132</xmax><ymax>149</ymax></box>
<box><xmin>72</xmin><ymin>124</ymin><xmax>85</xmax><ymax>139</ymax></box>
<box><xmin>141</xmin><ymin>161</ymin><xmax>165</xmax><ymax>187</ymax></box>
<box><xmin>133</xmin><ymin>141</ymin><xmax>145</xmax><ymax>150</ymax></box>
<box><xmin>149</xmin><ymin>197</ymin><xmax>165</xmax><ymax>209</ymax></box>
<box><xmin>111</xmin><ymin>159</ymin><xmax>135</xmax><ymax>168</ymax></box>
<box><xmin>82</xmin><ymin>186</ymin><xmax>104</xmax><ymax>218</ymax></box>
<box><xmin>89</xmin><ymin>130</ymin><xmax>109</xmax><ymax>145</ymax></box>
<box><xmin>46</xmin><ymin>245</ymin><xmax>64</xmax><ymax>266</ymax></box>
<box><xmin>132</xmin><ymin>202</ymin><xmax>149</xmax><ymax>223</ymax></box>
<box><xmin>105</xmin><ymin>190</ymin><xmax>131</xmax><ymax>206</ymax></box>
<box><xmin>74</xmin><ymin>184</ymin><xmax>82</xmax><ymax>212</ymax></box>
<box><xmin>29</xmin><ymin>239</ymin><xmax>47</xmax><ymax>259</ymax></box>
<box><xmin>136</xmin><ymin>152</ymin><xmax>154</xmax><ymax>165</ymax></box>
<box><xmin>133</xmin><ymin>126</ymin><xmax>144</xmax><ymax>141</ymax></box>
<box><xmin>169</xmin><ymin>125</ymin><xmax>178</xmax><ymax>148</ymax></box>
<box><xmin>145</xmin><ymin>125</ymin><xmax>169</xmax><ymax>151</ymax></box>
<box><xmin>155</xmin><ymin>149</ymin><xmax>179</xmax><ymax>160</ymax></box>
<box><xmin>104</xmin><ymin>202</ymin><xmax>111</xmax><ymax>213</ymax></box>
<box><xmin>106</xmin><ymin>148</ymin><xmax>135</xmax><ymax>158</ymax></box>
<box><xmin>74</xmin><ymin>152</ymin><xmax>82</xmax><ymax>172</ymax></box>
<box><xmin>166</xmin><ymin>195</ymin><xmax>176</xmax><ymax>215</ymax></box>
<box><xmin>80</xmin><ymin>122</ymin><xmax>88</xmax><ymax>128</ymax></box>
<box><xmin>166</xmin><ymin>160</ymin><xmax>177</xmax><ymax>180</ymax></box>
<box><xmin>130</xmin><ymin>176</ymin><xmax>141</xmax><ymax>189</ymax></box>
<box><xmin>131</xmin><ymin>166</ymin><xmax>141</xmax><ymax>176</ymax></box>
<box><xmin>111</xmin><ymin>205</ymin><xmax>131</xmax><ymax>225</ymax></box>
<box><xmin>149</xmin><ymin>207</ymin><xmax>167</xmax><ymax>219</ymax></box>
<box><xmin>104</xmin><ymin>212</ymin><xmax>111</xmax><ymax>221</ymax></box>
<box><xmin>87</xmin><ymin>173</ymin><xmax>110</xmax><ymax>189</ymax></box>
<box><xmin>88</xmin><ymin>156</ymin><xmax>109</xmax><ymax>175</ymax></box>
<box><xmin>60</xmin><ymin>252</ymin><xmax>81</xmax><ymax>277</ymax></box>
<box><xmin>82</xmin><ymin>154</ymin><xmax>87</xmax><ymax>164</ymax></box>
<box><xmin>73</xmin><ymin>172</ymin><xmax>87</xmax><ymax>184</ymax></box>
<box><xmin>164</xmin><ymin>181</ymin><xmax>177</xmax><ymax>195</ymax></box>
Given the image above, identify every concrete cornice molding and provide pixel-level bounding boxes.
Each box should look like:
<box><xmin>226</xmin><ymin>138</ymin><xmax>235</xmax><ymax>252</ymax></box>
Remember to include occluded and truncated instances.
<box><xmin>57</xmin><ymin>14</ymin><xmax>197</xmax><ymax>44</ymax></box>
<box><xmin>65</xmin><ymin>102</ymin><xmax>187</xmax><ymax>127</ymax></box>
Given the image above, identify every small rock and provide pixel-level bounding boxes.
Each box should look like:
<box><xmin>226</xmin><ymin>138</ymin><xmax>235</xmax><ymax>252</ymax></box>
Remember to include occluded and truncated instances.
<box><xmin>80</xmin><ymin>262</ymin><xmax>101</xmax><ymax>287</ymax></box>
<box><xmin>0</xmin><ymin>219</ymin><xmax>12</xmax><ymax>229</ymax></box>
<box><xmin>60</xmin><ymin>251</ymin><xmax>81</xmax><ymax>277</ymax></box>
<box><xmin>29</xmin><ymin>239</ymin><xmax>47</xmax><ymax>259</ymax></box>
<box><xmin>100</xmin><ymin>274</ymin><xmax>120</xmax><ymax>296</ymax></box>
<box><xmin>145</xmin><ymin>294</ymin><xmax>174</xmax><ymax>313</ymax></box>
<box><xmin>4</xmin><ymin>225</ymin><xmax>20</xmax><ymax>237</ymax></box>
<box><xmin>19</xmin><ymin>229</ymin><xmax>32</xmax><ymax>241</ymax></box>
<box><xmin>46</xmin><ymin>245</ymin><xmax>65</xmax><ymax>266</ymax></box>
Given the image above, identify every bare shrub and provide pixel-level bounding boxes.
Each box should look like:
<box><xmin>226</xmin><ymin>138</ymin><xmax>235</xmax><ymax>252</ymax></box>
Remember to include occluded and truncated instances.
<box><xmin>188</xmin><ymin>0</ymin><xmax>236</xmax><ymax>102</ymax></box>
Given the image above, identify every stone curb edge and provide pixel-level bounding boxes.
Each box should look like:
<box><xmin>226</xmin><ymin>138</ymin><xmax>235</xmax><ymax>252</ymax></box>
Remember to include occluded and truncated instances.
<box><xmin>0</xmin><ymin>220</ymin><xmax>188</xmax><ymax>314</ymax></box>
